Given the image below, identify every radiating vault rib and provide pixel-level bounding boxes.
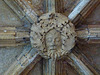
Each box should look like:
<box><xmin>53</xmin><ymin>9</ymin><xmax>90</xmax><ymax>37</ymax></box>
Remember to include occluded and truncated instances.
<box><xmin>76</xmin><ymin>25</ymin><xmax>100</xmax><ymax>43</ymax></box>
<box><xmin>42</xmin><ymin>1</ymin><xmax>56</xmax><ymax>75</ymax></box>
<box><xmin>4</xmin><ymin>46</ymin><xmax>41</xmax><ymax>75</ymax></box>
<box><xmin>73</xmin><ymin>47</ymin><xmax>100</xmax><ymax>75</ymax></box>
<box><xmin>68</xmin><ymin>53</ymin><xmax>94</xmax><ymax>75</ymax></box>
<box><xmin>20</xmin><ymin>55</ymin><xmax>42</xmax><ymax>75</ymax></box>
<box><xmin>4</xmin><ymin>0</ymin><xmax>43</xmax><ymax>24</ymax></box>
<box><xmin>0</xmin><ymin>26</ymin><xmax>30</xmax><ymax>47</ymax></box>
<box><xmin>68</xmin><ymin>0</ymin><xmax>91</xmax><ymax>21</ymax></box>
<box><xmin>15</xmin><ymin>0</ymin><xmax>43</xmax><ymax>22</ymax></box>
<box><xmin>45</xmin><ymin>0</ymin><xmax>56</xmax><ymax>13</ymax></box>
<box><xmin>4</xmin><ymin>0</ymin><xmax>33</xmax><ymax>27</ymax></box>
<box><xmin>43</xmin><ymin>59</ymin><xmax>56</xmax><ymax>75</ymax></box>
<box><xmin>72</xmin><ymin>0</ymin><xmax>100</xmax><ymax>25</ymax></box>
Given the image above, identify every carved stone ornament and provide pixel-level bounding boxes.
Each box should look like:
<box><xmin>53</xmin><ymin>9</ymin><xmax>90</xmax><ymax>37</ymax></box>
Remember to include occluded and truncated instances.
<box><xmin>30</xmin><ymin>13</ymin><xmax>76</xmax><ymax>59</ymax></box>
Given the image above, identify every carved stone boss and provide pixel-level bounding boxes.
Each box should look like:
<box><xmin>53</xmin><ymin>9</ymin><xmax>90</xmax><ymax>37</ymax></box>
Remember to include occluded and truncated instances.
<box><xmin>30</xmin><ymin>13</ymin><xmax>76</xmax><ymax>59</ymax></box>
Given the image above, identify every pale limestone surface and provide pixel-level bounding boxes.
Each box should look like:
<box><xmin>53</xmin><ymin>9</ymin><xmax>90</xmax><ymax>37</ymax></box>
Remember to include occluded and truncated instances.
<box><xmin>30</xmin><ymin>13</ymin><xmax>76</xmax><ymax>59</ymax></box>
<box><xmin>0</xmin><ymin>1</ymin><xmax>27</xmax><ymax>75</ymax></box>
<box><xmin>0</xmin><ymin>0</ymin><xmax>22</xmax><ymax>27</ymax></box>
<box><xmin>0</xmin><ymin>1</ymin><xmax>23</xmax><ymax>75</ymax></box>
<box><xmin>0</xmin><ymin>1</ymin><xmax>41</xmax><ymax>75</ymax></box>
<box><xmin>0</xmin><ymin>46</ymin><xmax>24</xmax><ymax>75</ymax></box>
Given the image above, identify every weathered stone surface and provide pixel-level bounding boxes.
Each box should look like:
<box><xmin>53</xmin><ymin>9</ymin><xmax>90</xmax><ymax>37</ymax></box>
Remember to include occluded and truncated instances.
<box><xmin>30</xmin><ymin>13</ymin><xmax>76</xmax><ymax>59</ymax></box>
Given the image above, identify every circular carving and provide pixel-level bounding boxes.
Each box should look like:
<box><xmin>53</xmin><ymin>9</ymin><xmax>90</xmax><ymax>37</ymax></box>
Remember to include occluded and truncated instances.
<box><xmin>30</xmin><ymin>13</ymin><xmax>76</xmax><ymax>59</ymax></box>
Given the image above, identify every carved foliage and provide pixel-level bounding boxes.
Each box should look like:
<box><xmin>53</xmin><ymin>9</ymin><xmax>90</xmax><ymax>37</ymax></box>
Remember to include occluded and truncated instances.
<box><xmin>30</xmin><ymin>13</ymin><xmax>76</xmax><ymax>59</ymax></box>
